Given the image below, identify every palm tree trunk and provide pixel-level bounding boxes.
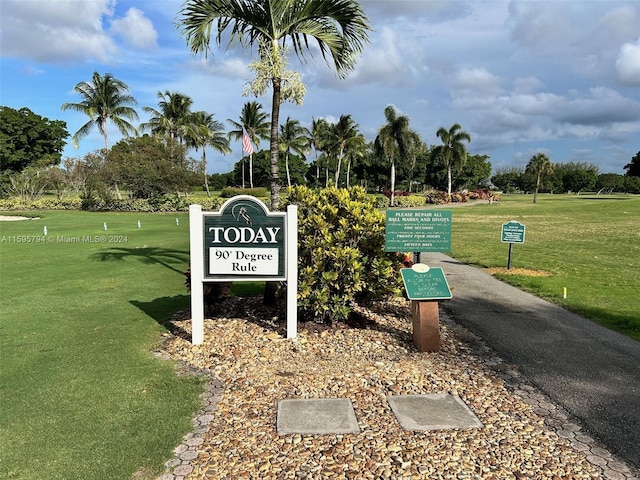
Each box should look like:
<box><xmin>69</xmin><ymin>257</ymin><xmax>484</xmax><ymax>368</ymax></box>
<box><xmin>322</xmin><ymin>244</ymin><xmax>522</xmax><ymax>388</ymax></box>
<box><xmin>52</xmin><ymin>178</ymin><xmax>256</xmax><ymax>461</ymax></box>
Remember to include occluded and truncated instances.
<box><xmin>269</xmin><ymin>77</ymin><xmax>282</xmax><ymax>210</ymax></box>
<box><xmin>334</xmin><ymin>148</ymin><xmax>344</xmax><ymax>188</ymax></box>
<box><xmin>390</xmin><ymin>158</ymin><xmax>396</xmax><ymax>207</ymax></box>
<box><xmin>447</xmin><ymin>164</ymin><xmax>453</xmax><ymax>197</ymax></box>
<box><xmin>202</xmin><ymin>149</ymin><xmax>210</xmax><ymax>197</ymax></box>
<box><xmin>346</xmin><ymin>157</ymin><xmax>351</xmax><ymax>187</ymax></box>
<box><xmin>534</xmin><ymin>173</ymin><xmax>541</xmax><ymax>204</ymax></box>
<box><xmin>286</xmin><ymin>151</ymin><xmax>291</xmax><ymax>187</ymax></box>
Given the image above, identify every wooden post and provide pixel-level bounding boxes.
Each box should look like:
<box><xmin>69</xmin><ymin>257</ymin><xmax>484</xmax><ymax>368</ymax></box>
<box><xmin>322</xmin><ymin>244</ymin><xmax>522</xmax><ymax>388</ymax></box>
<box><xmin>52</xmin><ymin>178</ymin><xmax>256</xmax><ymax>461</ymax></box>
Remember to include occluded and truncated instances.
<box><xmin>411</xmin><ymin>300</ymin><xmax>440</xmax><ymax>352</ymax></box>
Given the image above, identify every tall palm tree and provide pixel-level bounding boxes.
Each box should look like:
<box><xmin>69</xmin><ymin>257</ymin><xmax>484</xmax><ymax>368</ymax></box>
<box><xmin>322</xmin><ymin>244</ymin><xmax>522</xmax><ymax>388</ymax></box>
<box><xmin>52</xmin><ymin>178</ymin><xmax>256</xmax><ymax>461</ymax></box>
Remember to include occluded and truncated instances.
<box><xmin>183</xmin><ymin>111</ymin><xmax>231</xmax><ymax>197</ymax></box>
<box><xmin>374</xmin><ymin>105</ymin><xmax>415</xmax><ymax>207</ymax></box>
<box><xmin>309</xmin><ymin>117</ymin><xmax>330</xmax><ymax>187</ymax></box>
<box><xmin>141</xmin><ymin>91</ymin><xmax>193</xmax><ymax>142</ymax></box>
<box><xmin>279</xmin><ymin>117</ymin><xmax>310</xmax><ymax>187</ymax></box>
<box><xmin>61</xmin><ymin>71</ymin><xmax>138</xmax><ymax>149</ymax></box>
<box><xmin>344</xmin><ymin>132</ymin><xmax>366</xmax><ymax>188</ymax></box>
<box><xmin>227</xmin><ymin>101</ymin><xmax>270</xmax><ymax>188</ymax></box>
<box><xmin>433</xmin><ymin>123</ymin><xmax>471</xmax><ymax>197</ymax></box>
<box><xmin>178</xmin><ymin>0</ymin><xmax>371</xmax><ymax>209</ymax></box>
<box><xmin>324</xmin><ymin>114</ymin><xmax>360</xmax><ymax>188</ymax></box>
<box><xmin>526</xmin><ymin>152</ymin><xmax>554</xmax><ymax>204</ymax></box>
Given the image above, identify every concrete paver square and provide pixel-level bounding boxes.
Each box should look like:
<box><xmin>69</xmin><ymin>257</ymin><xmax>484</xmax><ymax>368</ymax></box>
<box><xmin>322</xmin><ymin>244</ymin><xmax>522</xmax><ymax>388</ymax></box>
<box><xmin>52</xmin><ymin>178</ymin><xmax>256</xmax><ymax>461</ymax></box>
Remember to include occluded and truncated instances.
<box><xmin>277</xmin><ymin>398</ymin><xmax>360</xmax><ymax>435</ymax></box>
<box><xmin>387</xmin><ymin>394</ymin><xmax>483</xmax><ymax>431</ymax></box>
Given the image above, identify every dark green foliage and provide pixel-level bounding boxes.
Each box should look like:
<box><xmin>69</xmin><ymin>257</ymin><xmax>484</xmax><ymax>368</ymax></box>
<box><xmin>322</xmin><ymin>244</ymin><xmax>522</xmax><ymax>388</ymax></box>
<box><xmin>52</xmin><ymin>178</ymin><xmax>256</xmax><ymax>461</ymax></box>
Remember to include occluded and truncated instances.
<box><xmin>232</xmin><ymin>149</ymin><xmax>309</xmax><ymax>188</ymax></box>
<box><xmin>624</xmin><ymin>151</ymin><xmax>640</xmax><ymax>177</ymax></box>
<box><xmin>220</xmin><ymin>186</ymin><xmax>269</xmax><ymax>198</ymax></box>
<box><xmin>0</xmin><ymin>106</ymin><xmax>69</xmax><ymax>172</ymax></box>
<box><xmin>106</xmin><ymin>135</ymin><xmax>198</xmax><ymax>198</ymax></box>
<box><xmin>281</xmin><ymin>186</ymin><xmax>404</xmax><ymax>323</ymax></box>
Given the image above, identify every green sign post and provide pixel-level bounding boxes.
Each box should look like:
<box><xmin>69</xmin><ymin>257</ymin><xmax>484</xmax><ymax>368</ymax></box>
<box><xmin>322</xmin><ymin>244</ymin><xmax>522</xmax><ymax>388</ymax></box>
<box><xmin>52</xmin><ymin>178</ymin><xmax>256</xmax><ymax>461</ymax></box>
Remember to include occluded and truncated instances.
<box><xmin>501</xmin><ymin>220</ymin><xmax>526</xmax><ymax>270</ymax></box>
<box><xmin>385</xmin><ymin>209</ymin><xmax>452</xmax><ymax>252</ymax></box>
<box><xmin>400</xmin><ymin>266</ymin><xmax>452</xmax><ymax>301</ymax></box>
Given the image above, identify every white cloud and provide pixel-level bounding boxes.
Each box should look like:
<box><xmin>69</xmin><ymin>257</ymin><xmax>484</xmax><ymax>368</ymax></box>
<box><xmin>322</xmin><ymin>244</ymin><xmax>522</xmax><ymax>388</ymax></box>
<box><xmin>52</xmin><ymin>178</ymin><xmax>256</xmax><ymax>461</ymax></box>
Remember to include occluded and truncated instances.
<box><xmin>615</xmin><ymin>39</ymin><xmax>640</xmax><ymax>85</ymax></box>
<box><xmin>0</xmin><ymin>0</ymin><xmax>117</xmax><ymax>63</ymax></box>
<box><xmin>110</xmin><ymin>7</ymin><xmax>158</xmax><ymax>50</ymax></box>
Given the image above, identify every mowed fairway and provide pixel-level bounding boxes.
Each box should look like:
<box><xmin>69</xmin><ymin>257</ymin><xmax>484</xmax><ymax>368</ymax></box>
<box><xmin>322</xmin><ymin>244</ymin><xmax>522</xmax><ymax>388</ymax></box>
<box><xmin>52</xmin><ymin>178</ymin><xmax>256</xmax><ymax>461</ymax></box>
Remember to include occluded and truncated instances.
<box><xmin>0</xmin><ymin>212</ymin><xmax>202</xmax><ymax>480</ymax></box>
<box><xmin>448</xmin><ymin>194</ymin><xmax>640</xmax><ymax>340</ymax></box>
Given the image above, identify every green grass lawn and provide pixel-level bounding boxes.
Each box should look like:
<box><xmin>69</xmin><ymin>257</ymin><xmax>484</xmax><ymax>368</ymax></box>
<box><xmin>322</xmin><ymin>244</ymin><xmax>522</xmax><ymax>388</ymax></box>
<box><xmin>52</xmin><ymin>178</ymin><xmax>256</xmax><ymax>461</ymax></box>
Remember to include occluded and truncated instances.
<box><xmin>1</xmin><ymin>193</ymin><xmax>638</xmax><ymax>479</ymax></box>
<box><xmin>448</xmin><ymin>194</ymin><xmax>640</xmax><ymax>340</ymax></box>
<box><xmin>0</xmin><ymin>211</ymin><xmax>203</xmax><ymax>480</ymax></box>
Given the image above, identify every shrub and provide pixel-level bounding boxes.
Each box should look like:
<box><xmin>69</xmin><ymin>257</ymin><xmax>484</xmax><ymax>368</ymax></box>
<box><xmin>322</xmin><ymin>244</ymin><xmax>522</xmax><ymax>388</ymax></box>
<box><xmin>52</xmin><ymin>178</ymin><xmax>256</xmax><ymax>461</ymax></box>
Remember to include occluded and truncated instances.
<box><xmin>393</xmin><ymin>195</ymin><xmax>426</xmax><ymax>208</ymax></box>
<box><xmin>281</xmin><ymin>186</ymin><xmax>404</xmax><ymax>324</ymax></box>
<box><xmin>220</xmin><ymin>187</ymin><xmax>269</xmax><ymax>199</ymax></box>
<box><xmin>425</xmin><ymin>190</ymin><xmax>450</xmax><ymax>204</ymax></box>
<box><xmin>0</xmin><ymin>197</ymin><xmax>82</xmax><ymax>211</ymax></box>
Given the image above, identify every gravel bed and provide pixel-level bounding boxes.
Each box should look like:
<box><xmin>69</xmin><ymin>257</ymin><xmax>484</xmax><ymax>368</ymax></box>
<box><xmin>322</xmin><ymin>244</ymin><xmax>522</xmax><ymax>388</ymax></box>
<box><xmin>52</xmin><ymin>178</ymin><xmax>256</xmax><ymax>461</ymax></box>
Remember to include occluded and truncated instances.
<box><xmin>156</xmin><ymin>297</ymin><xmax>624</xmax><ymax>480</ymax></box>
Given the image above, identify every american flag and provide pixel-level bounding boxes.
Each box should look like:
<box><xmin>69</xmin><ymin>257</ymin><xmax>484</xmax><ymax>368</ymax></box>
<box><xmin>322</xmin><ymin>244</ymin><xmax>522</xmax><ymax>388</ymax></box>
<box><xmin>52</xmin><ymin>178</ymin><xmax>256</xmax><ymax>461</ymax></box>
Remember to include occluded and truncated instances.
<box><xmin>242</xmin><ymin>128</ymin><xmax>253</xmax><ymax>155</ymax></box>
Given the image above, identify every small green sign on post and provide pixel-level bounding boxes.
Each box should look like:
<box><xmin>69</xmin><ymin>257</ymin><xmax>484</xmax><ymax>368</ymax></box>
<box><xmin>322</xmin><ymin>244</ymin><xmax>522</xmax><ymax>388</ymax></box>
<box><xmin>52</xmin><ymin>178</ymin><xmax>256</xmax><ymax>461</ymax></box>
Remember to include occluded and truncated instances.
<box><xmin>400</xmin><ymin>265</ymin><xmax>452</xmax><ymax>301</ymax></box>
<box><xmin>501</xmin><ymin>220</ymin><xmax>526</xmax><ymax>270</ymax></box>
<box><xmin>501</xmin><ymin>220</ymin><xmax>526</xmax><ymax>244</ymax></box>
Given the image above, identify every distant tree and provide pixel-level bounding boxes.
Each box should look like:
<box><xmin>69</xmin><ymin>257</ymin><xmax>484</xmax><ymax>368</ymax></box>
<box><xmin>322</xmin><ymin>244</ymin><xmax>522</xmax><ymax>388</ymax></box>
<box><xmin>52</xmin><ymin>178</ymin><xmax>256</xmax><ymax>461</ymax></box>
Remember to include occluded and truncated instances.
<box><xmin>457</xmin><ymin>154</ymin><xmax>492</xmax><ymax>191</ymax></box>
<box><xmin>61</xmin><ymin>71</ymin><xmax>138</xmax><ymax>149</ymax></box>
<box><xmin>0</xmin><ymin>106</ymin><xmax>69</xmax><ymax>172</ymax></box>
<box><xmin>107</xmin><ymin>136</ymin><xmax>197</xmax><ymax>198</ymax></box>
<box><xmin>233</xmin><ymin>149</ymin><xmax>306</xmax><ymax>188</ymax></box>
<box><xmin>208</xmin><ymin>172</ymin><xmax>233</xmax><ymax>190</ymax></box>
<box><xmin>279</xmin><ymin>117</ymin><xmax>310</xmax><ymax>187</ymax></box>
<box><xmin>325</xmin><ymin>115</ymin><xmax>362</xmax><ymax>188</ymax></box>
<box><xmin>62</xmin><ymin>157</ymin><xmax>91</xmax><ymax>196</ymax></box>
<box><xmin>375</xmin><ymin>106</ymin><xmax>415</xmax><ymax>206</ymax></box>
<box><xmin>491</xmin><ymin>166</ymin><xmax>525</xmax><ymax>193</ymax></box>
<box><xmin>556</xmin><ymin>163</ymin><xmax>598</xmax><ymax>194</ymax></box>
<box><xmin>596</xmin><ymin>173</ymin><xmax>626</xmax><ymax>194</ymax></box>
<box><xmin>525</xmin><ymin>153</ymin><xmax>554</xmax><ymax>203</ymax></box>
<box><xmin>183</xmin><ymin>111</ymin><xmax>230</xmax><ymax>196</ymax></box>
<box><xmin>624</xmin><ymin>151</ymin><xmax>640</xmax><ymax>177</ymax></box>
<box><xmin>141</xmin><ymin>91</ymin><xmax>193</xmax><ymax>142</ymax></box>
<box><xmin>178</xmin><ymin>0</ymin><xmax>372</xmax><ymax>210</ymax></box>
<box><xmin>1</xmin><ymin>167</ymin><xmax>48</xmax><ymax>200</ymax></box>
<box><xmin>432</xmin><ymin>123</ymin><xmax>471</xmax><ymax>196</ymax></box>
<box><xmin>309</xmin><ymin>117</ymin><xmax>331</xmax><ymax>187</ymax></box>
<box><xmin>227</xmin><ymin>101</ymin><xmax>270</xmax><ymax>188</ymax></box>
<box><xmin>622</xmin><ymin>176</ymin><xmax>640</xmax><ymax>194</ymax></box>
<box><xmin>402</xmin><ymin>133</ymin><xmax>426</xmax><ymax>192</ymax></box>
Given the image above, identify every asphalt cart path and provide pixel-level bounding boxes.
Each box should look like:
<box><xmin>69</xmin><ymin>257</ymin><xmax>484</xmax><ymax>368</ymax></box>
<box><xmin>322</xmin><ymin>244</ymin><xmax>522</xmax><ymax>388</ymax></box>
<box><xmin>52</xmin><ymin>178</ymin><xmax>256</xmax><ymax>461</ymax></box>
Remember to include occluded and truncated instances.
<box><xmin>422</xmin><ymin>252</ymin><xmax>640</xmax><ymax>473</ymax></box>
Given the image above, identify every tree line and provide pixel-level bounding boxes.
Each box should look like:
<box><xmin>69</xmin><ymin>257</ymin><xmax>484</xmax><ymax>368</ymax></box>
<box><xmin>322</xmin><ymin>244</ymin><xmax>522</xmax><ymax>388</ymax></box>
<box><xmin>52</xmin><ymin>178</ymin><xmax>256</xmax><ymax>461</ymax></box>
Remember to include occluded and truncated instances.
<box><xmin>2</xmin><ymin>0</ymin><xmax>639</xmax><ymax>205</ymax></box>
<box><xmin>491</xmin><ymin>151</ymin><xmax>640</xmax><ymax>199</ymax></box>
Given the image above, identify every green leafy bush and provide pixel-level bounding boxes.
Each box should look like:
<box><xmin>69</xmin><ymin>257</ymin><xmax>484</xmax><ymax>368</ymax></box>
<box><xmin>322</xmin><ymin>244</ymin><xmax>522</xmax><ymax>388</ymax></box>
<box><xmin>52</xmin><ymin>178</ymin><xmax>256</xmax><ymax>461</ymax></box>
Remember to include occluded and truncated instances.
<box><xmin>281</xmin><ymin>186</ymin><xmax>404</xmax><ymax>324</ymax></box>
<box><xmin>0</xmin><ymin>197</ymin><xmax>82</xmax><ymax>211</ymax></box>
<box><xmin>393</xmin><ymin>195</ymin><xmax>427</xmax><ymax>207</ymax></box>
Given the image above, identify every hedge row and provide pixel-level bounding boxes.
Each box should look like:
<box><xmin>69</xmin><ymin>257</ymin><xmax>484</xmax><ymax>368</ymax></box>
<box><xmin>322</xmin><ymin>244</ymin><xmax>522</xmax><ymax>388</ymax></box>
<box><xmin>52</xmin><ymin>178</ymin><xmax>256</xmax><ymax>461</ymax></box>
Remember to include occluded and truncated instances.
<box><xmin>0</xmin><ymin>196</ymin><xmax>223</xmax><ymax>212</ymax></box>
<box><xmin>0</xmin><ymin>189</ymin><xmax>499</xmax><ymax>212</ymax></box>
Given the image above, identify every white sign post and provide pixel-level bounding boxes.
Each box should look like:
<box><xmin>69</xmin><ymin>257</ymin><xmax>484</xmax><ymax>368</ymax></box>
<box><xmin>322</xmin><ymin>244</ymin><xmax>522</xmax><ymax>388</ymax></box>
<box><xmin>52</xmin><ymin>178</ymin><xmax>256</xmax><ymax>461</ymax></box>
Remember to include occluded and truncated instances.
<box><xmin>189</xmin><ymin>196</ymin><xmax>298</xmax><ymax>344</ymax></box>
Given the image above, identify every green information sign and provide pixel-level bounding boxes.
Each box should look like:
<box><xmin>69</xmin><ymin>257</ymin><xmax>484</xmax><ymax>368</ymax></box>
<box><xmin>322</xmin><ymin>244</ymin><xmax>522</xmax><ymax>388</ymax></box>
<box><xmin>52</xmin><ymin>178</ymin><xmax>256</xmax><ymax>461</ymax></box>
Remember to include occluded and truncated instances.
<box><xmin>501</xmin><ymin>220</ymin><xmax>526</xmax><ymax>244</ymax></box>
<box><xmin>385</xmin><ymin>209</ymin><xmax>452</xmax><ymax>252</ymax></box>
<box><xmin>400</xmin><ymin>266</ymin><xmax>452</xmax><ymax>300</ymax></box>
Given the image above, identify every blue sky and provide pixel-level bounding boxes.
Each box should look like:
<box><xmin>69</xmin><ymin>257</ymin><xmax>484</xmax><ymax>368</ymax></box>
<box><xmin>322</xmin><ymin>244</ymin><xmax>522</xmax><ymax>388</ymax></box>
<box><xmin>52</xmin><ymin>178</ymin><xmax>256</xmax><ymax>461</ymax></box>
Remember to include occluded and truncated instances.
<box><xmin>1</xmin><ymin>0</ymin><xmax>639</xmax><ymax>175</ymax></box>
